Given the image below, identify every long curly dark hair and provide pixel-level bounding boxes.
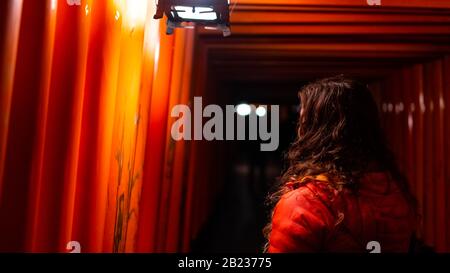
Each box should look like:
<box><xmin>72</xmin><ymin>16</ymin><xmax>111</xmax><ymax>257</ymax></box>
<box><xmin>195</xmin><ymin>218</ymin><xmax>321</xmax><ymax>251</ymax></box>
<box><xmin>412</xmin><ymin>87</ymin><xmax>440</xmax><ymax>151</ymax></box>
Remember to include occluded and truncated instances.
<box><xmin>263</xmin><ymin>75</ymin><xmax>416</xmax><ymax>250</ymax></box>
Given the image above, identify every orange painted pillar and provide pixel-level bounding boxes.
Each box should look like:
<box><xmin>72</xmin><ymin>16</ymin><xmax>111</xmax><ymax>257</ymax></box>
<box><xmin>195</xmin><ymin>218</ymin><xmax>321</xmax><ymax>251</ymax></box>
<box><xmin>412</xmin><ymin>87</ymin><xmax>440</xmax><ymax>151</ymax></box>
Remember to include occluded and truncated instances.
<box><xmin>0</xmin><ymin>0</ymin><xmax>23</xmax><ymax>200</ymax></box>
<box><xmin>0</xmin><ymin>0</ymin><xmax>51</xmax><ymax>252</ymax></box>
<box><xmin>29</xmin><ymin>0</ymin><xmax>92</xmax><ymax>252</ymax></box>
<box><xmin>136</xmin><ymin>22</ymin><xmax>175</xmax><ymax>252</ymax></box>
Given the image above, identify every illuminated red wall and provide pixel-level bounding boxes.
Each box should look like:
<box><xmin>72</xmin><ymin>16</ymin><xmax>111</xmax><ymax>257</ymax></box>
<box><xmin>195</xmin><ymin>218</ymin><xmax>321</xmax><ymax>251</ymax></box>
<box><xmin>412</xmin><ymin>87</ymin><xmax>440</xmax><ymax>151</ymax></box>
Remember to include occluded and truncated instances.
<box><xmin>0</xmin><ymin>0</ymin><xmax>196</xmax><ymax>252</ymax></box>
<box><xmin>1</xmin><ymin>0</ymin><xmax>450</xmax><ymax>253</ymax></box>
<box><xmin>375</xmin><ymin>60</ymin><xmax>450</xmax><ymax>252</ymax></box>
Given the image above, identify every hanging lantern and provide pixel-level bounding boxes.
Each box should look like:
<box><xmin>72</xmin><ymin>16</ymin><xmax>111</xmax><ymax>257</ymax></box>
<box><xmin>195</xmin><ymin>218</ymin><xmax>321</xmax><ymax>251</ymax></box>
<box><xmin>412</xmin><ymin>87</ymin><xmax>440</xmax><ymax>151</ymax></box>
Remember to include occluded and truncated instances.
<box><xmin>153</xmin><ymin>0</ymin><xmax>231</xmax><ymax>37</ymax></box>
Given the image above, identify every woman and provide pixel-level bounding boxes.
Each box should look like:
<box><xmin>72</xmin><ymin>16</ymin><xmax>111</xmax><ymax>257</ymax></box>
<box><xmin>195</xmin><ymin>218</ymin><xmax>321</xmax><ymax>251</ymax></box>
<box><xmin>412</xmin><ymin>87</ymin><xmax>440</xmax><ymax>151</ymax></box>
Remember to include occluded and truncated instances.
<box><xmin>266</xmin><ymin>76</ymin><xmax>418</xmax><ymax>253</ymax></box>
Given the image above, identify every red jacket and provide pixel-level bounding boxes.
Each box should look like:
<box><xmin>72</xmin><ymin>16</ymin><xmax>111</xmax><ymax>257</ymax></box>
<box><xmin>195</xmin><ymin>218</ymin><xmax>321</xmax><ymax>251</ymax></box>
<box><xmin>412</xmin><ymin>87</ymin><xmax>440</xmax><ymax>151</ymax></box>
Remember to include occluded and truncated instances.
<box><xmin>268</xmin><ymin>172</ymin><xmax>417</xmax><ymax>253</ymax></box>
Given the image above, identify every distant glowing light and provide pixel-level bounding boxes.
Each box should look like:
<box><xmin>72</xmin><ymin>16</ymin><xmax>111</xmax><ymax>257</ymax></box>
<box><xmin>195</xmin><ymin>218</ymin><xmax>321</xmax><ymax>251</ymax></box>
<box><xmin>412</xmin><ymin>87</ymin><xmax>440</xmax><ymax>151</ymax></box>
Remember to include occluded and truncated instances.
<box><xmin>387</xmin><ymin>103</ymin><xmax>393</xmax><ymax>113</ymax></box>
<box><xmin>395</xmin><ymin>103</ymin><xmax>403</xmax><ymax>114</ymax></box>
<box><xmin>256</xmin><ymin>106</ymin><xmax>267</xmax><ymax>117</ymax></box>
<box><xmin>115</xmin><ymin>10</ymin><xmax>121</xmax><ymax>21</ymax></box>
<box><xmin>173</xmin><ymin>6</ymin><xmax>218</xmax><ymax>21</ymax></box>
<box><xmin>85</xmin><ymin>4</ymin><xmax>89</xmax><ymax>16</ymax></box>
<box><xmin>237</xmin><ymin>104</ymin><xmax>251</xmax><ymax>116</ymax></box>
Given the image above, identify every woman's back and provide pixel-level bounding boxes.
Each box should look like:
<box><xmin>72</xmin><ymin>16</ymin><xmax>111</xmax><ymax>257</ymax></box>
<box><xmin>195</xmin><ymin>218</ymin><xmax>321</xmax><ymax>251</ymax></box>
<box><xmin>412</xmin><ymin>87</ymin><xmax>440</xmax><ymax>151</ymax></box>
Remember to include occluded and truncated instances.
<box><xmin>268</xmin><ymin>173</ymin><xmax>416</xmax><ymax>253</ymax></box>
<box><xmin>266</xmin><ymin>76</ymin><xmax>417</xmax><ymax>253</ymax></box>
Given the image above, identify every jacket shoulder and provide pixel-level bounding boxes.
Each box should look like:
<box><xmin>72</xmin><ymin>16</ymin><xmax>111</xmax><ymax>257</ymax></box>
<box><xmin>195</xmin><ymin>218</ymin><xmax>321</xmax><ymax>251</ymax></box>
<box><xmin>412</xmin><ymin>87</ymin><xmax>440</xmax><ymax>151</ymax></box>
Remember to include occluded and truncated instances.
<box><xmin>268</xmin><ymin>182</ymin><xmax>337</xmax><ymax>252</ymax></box>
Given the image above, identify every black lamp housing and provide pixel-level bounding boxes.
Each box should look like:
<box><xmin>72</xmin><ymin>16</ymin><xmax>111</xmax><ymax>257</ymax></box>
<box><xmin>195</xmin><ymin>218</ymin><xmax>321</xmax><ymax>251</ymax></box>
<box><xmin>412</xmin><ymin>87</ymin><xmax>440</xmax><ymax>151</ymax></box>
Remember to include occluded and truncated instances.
<box><xmin>153</xmin><ymin>0</ymin><xmax>231</xmax><ymax>37</ymax></box>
